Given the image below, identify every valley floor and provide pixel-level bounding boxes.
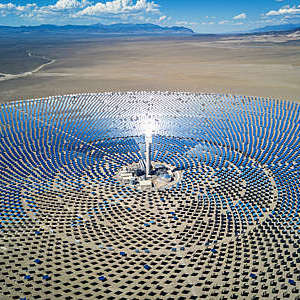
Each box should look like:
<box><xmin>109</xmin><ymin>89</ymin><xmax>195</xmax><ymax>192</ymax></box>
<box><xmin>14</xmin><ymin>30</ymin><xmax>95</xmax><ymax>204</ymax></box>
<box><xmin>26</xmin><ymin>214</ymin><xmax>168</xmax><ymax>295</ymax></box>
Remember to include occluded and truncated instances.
<box><xmin>0</xmin><ymin>35</ymin><xmax>299</xmax><ymax>103</ymax></box>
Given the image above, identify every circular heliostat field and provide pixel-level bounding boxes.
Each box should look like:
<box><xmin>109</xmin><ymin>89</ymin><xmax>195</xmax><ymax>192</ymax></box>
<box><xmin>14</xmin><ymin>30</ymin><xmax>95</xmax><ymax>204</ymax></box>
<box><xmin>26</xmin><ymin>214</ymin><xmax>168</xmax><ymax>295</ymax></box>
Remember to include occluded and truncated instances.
<box><xmin>0</xmin><ymin>92</ymin><xmax>299</xmax><ymax>299</ymax></box>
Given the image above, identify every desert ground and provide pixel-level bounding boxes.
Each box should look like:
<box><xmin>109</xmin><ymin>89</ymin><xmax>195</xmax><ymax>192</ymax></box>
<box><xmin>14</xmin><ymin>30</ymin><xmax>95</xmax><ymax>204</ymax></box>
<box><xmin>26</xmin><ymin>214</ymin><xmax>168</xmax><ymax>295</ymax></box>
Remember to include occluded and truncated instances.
<box><xmin>0</xmin><ymin>35</ymin><xmax>300</xmax><ymax>103</ymax></box>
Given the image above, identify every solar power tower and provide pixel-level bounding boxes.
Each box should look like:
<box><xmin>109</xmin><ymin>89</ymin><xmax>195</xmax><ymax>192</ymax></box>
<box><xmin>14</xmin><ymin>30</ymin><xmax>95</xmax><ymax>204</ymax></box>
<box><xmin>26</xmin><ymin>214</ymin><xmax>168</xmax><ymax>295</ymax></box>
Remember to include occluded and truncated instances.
<box><xmin>143</xmin><ymin>118</ymin><xmax>155</xmax><ymax>178</ymax></box>
<box><xmin>145</xmin><ymin>126</ymin><xmax>152</xmax><ymax>178</ymax></box>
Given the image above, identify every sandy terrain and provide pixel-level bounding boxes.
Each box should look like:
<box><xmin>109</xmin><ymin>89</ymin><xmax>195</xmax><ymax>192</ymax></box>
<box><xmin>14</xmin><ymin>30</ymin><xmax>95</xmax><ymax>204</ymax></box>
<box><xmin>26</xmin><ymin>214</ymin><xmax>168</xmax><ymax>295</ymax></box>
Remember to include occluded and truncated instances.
<box><xmin>0</xmin><ymin>36</ymin><xmax>299</xmax><ymax>103</ymax></box>
<box><xmin>0</xmin><ymin>51</ymin><xmax>55</xmax><ymax>82</ymax></box>
<box><xmin>221</xmin><ymin>30</ymin><xmax>300</xmax><ymax>44</ymax></box>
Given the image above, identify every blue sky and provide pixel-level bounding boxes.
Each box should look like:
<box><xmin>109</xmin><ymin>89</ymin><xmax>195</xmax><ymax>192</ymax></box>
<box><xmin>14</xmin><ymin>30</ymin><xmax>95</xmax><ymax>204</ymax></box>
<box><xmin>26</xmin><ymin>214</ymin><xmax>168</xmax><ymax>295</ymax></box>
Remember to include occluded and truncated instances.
<box><xmin>0</xmin><ymin>0</ymin><xmax>300</xmax><ymax>33</ymax></box>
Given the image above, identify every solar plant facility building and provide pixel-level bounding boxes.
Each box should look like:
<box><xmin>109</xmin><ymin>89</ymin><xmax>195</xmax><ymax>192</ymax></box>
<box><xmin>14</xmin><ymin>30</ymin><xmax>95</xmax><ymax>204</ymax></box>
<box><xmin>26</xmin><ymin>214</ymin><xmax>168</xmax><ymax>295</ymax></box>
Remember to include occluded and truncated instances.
<box><xmin>0</xmin><ymin>92</ymin><xmax>299</xmax><ymax>299</ymax></box>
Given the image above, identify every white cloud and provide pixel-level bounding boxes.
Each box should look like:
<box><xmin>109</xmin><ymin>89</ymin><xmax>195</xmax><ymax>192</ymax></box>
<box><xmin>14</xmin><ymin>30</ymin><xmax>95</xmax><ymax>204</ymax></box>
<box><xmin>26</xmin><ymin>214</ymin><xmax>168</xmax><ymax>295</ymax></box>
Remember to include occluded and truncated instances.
<box><xmin>159</xmin><ymin>15</ymin><xmax>167</xmax><ymax>22</ymax></box>
<box><xmin>219</xmin><ymin>20</ymin><xmax>229</xmax><ymax>25</ymax></box>
<box><xmin>233</xmin><ymin>13</ymin><xmax>247</xmax><ymax>20</ymax></box>
<box><xmin>0</xmin><ymin>0</ymin><xmax>161</xmax><ymax>23</ymax></box>
<box><xmin>39</xmin><ymin>0</ymin><xmax>90</xmax><ymax>16</ymax></box>
<box><xmin>0</xmin><ymin>1</ymin><xmax>85</xmax><ymax>12</ymax></box>
<box><xmin>0</xmin><ymin>3</ymin><xmax>15</xmax><ymax>9</ymax></box>
<box><xmin>0</xmin><ymin>3</ymin><xmax>37</xmax><ymax>17</ymax></box>
<box><xmin>200</xmin><ymin>21</ymin><xmax>215</xmax><ymax>25</ymax></box>
<box><xmin>52</xmin><ymin>0</ymin><xmax>83</xmax><ymax>10</ymax></box>
<box><xmin>266</xmin><ymin>5</ymin><xmax>300</xmax><ymax>16</ymax></box>
<box><xmin>0</xmin><ymin>3</ymin><xmax>14</xmax><ymax>16</ymax></box>
<box><xmin>0</xmin><ymin>1</ymin><xmax>83</xmax><ymax>16</ymax></box>
<box><xmin>0</xmin><ymin>3</ymin><xmax>34</xmax><ymax>11</ymax></box>
<box><xmin>77</xmin><ymin>0</ymin><xmax>159</xmax><ymax>16</ymax></box>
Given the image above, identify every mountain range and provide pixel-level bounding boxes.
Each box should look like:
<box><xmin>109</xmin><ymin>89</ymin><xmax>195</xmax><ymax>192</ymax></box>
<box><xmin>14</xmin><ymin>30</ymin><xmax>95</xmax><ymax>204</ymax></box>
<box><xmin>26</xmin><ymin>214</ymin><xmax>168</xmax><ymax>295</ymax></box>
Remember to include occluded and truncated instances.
<box><xmin>250</xmin><ymin>23</ymin><xmax>300</xmax><ymax>33</ymax></box>
<box><xmin>1</xmin><ymin>22</ymin><xmax>300</xmax><ymax>36</ymax></box>
<box><xmin>0</xmin><ymin>23</ymin><xmax>194</xmax><ymax>35</ymax></box>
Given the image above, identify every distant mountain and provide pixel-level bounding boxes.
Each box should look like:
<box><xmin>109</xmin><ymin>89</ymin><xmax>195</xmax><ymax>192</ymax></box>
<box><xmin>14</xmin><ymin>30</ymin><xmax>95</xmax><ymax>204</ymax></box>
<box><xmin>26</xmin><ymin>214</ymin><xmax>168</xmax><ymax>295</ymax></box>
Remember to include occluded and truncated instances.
<box><xmin>0</xmin><ymin>23</ymin><xmax>194</xmax><ymax>35</ymax></box>
<box><xmin>250</xmin><ymin>23</ymin><xmax>300</xmax><ymax>33</ymax></box>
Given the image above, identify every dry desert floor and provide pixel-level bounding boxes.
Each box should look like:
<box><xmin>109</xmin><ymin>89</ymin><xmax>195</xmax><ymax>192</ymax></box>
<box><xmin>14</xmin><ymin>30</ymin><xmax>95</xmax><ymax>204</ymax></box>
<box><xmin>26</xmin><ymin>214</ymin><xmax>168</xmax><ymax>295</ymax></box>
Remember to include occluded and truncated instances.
<box><xmin>0</xmin><ymin>36</ymin><xmax>299</xmax><ymax>103</ymax></box>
